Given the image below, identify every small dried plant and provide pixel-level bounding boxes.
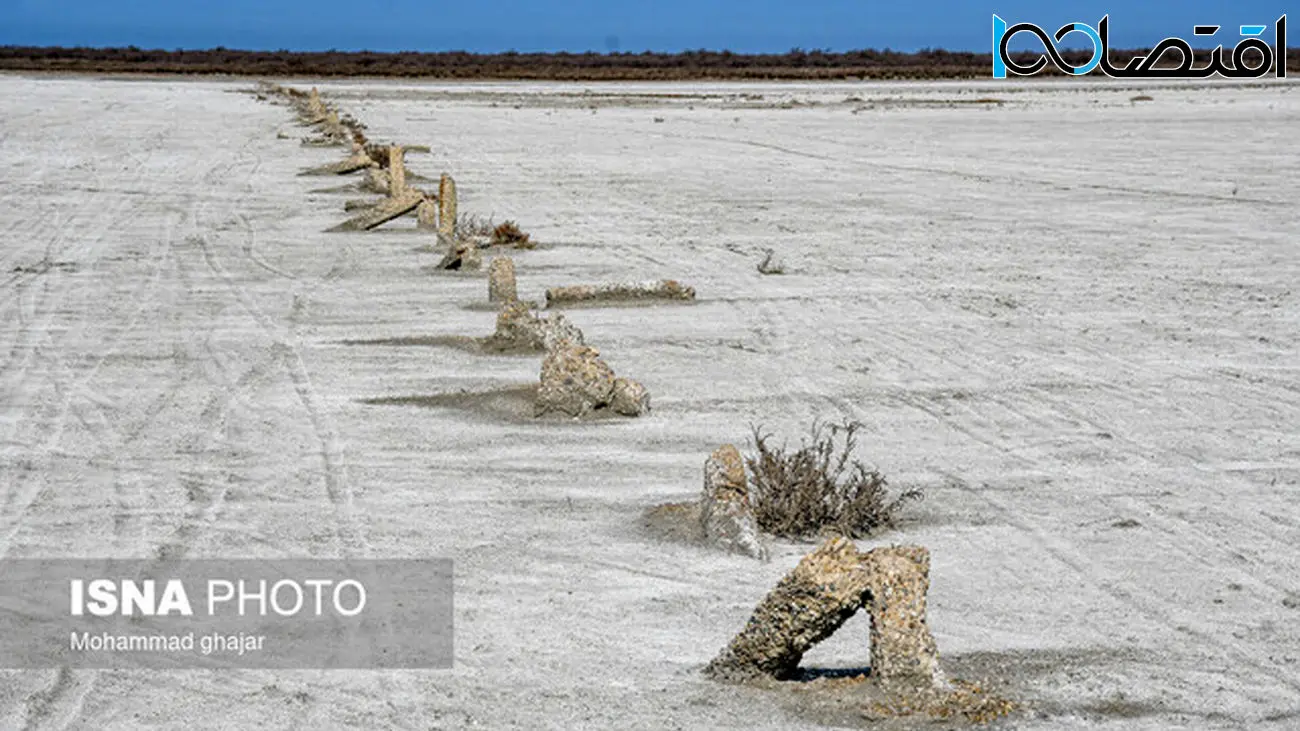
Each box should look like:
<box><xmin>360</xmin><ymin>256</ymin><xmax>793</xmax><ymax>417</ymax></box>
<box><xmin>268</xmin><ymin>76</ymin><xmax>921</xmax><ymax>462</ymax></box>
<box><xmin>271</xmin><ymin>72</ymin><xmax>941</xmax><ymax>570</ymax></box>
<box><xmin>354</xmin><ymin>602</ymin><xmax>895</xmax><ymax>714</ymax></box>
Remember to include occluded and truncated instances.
<box><xmin>747</xmin><ymin>420</ymin><xmax>921</xmax><ymax>539</ymax></box>
<box><xmin>491</xmin><ymin>220</ymin><xmax>535</xmax><ymax>249</ymax></box>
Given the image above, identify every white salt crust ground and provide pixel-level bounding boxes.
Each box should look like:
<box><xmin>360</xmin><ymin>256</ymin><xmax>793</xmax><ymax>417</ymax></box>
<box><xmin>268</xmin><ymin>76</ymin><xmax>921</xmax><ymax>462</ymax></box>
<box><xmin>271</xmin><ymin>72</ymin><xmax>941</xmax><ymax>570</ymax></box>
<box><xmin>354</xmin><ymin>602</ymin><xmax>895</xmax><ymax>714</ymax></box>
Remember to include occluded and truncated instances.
<box><xmin>0</xmin><ymin>73</ymin><xmax>1297</xmax><ymax>729</ymax></box>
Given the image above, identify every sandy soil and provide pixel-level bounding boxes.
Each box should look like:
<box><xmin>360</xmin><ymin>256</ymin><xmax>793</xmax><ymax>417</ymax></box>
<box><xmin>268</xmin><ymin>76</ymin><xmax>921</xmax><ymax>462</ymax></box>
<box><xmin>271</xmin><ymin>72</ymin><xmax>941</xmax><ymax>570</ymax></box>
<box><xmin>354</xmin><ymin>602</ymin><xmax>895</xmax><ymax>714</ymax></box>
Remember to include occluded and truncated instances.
<box><xmin>0</xmin><ymin>74</ymin><xmax>1297</xmax><ymax>729</ymax></box>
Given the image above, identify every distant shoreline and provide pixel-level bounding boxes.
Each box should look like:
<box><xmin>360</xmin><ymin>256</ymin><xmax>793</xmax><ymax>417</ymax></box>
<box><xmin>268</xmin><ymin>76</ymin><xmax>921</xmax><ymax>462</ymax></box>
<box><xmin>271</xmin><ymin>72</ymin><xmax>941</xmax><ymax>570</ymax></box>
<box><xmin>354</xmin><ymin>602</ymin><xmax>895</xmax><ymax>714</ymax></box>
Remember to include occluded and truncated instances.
<box><xmin>3</xmin><ymin>45</ymin><xmax>1295</xmax><ymax>81</ymax></box>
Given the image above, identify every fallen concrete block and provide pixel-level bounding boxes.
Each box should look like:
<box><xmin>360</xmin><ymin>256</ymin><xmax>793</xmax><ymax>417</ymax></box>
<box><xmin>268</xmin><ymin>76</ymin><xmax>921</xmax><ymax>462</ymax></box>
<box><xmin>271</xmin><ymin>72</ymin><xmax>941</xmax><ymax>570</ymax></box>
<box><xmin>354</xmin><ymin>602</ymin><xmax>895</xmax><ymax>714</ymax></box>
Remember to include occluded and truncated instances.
<box><xmin>703</xmin><ymin>538</ymin><xmax>943</xmax><ymax>686</ymax></box>
<box><xmin>545</xmin><ymin>280</ymin><xmax>695</xmax><ymax>307</ymax></box>
<box><xmin>329</xmin><ymin>190</ymin><xmax>424</xmax><ymax>232</ymax></box>
<box><xmin>488</xmin><ymin>257</ymin><xmax>518</xmax><ymax>303</ymax></box>
<box><xmin>343</xmin><ymin>198</ymin><xmax>383</xmax><ymax>212</ymax></box>
<box><xmin>301</xmin><ymin>153</ymin><xmax>376</xmax><ymax>176</ymax></box>
<box><xmin>864</xmin><ymin>546</ymin><xmax>943</xmax><ymax>683</ymax></box>
<box><xmin>699</xmin><ymin>445</ymin><xmax>766</xmax><ymax>560</ymax></box>
<box><xmin>609</xmin><ymin>377</ymin><xmax>651</xmax><ymax>417</ymax></box>
<box><xmin>536</xmin><ymin>342</ymin><xmax>616</xmax><ymax>417</ymax></box>
<box><xmin>704</xmin><ymin>537</ymin><xmax>873</xmax><ymax>682</ymax></box>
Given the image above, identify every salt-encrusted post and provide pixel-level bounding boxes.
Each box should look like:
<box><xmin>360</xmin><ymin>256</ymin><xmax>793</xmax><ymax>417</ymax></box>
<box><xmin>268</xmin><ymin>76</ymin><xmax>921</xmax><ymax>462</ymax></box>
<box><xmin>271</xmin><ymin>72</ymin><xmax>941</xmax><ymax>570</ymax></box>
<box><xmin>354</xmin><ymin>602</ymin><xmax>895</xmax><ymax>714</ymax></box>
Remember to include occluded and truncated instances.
<box><xmin>438</xmin><ymin>174</ymin><xmax>458</xmax><ymax>242</ymax></box>
<box><xmin>863</xmin><ymin>545</ymin><xmax>943</xmax><ymax>684</ymax></box>
<box><xmin>388</xmin><ymin>145</ymin><xmax>406</xmax><ymax>196</ymax></box>
<box><xmin>488</xmin><ymin>257</ymin><xmax>518</xmax><ymax>303</ymax></box>
<box><xmin>699</xmin><ymin>445</ymin><xmax>767</xmax><ymax>561</ymax></box>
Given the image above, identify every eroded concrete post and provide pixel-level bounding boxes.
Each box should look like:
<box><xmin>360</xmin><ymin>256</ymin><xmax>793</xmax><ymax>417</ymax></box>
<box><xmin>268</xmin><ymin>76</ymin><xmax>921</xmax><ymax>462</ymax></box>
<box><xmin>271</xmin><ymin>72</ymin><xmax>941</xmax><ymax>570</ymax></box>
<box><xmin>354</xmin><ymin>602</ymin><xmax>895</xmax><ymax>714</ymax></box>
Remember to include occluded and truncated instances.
<box><xmin>438</xmin><ymin>173</ymin><xmax>457</xmax><ymax>242</ymax></box>
<box><xmin>863</xmin><ymin>546</ymin><xmax>943</xmax><ymax>684</ymax></box>
<box><xmin>699</xmin><ymin>445</ymin><xmax>766</xmax><ymax>561</ymax></box>
<box><xmin>388</xmin><ymin>145</ymin><xmax>406</xmax><ymax>196</ymax></box>
<box><xmin>704</xmin><ymin>537</ymin><xmax>871</xmax><ymax>682</ymax></box>
<box><xmin>545</xmin><ymin>280</ymin><xmax>695</xmax><ymax>307</ymax></box>
<box><xmin>328</xmin><ymin>189</ymin><xmax>423</xmax><ymax>232</ymax></box>
<box><xmin>488</xmin><ymin>257</ymin><xmax>518</xmax><ymax>303</ymax></box>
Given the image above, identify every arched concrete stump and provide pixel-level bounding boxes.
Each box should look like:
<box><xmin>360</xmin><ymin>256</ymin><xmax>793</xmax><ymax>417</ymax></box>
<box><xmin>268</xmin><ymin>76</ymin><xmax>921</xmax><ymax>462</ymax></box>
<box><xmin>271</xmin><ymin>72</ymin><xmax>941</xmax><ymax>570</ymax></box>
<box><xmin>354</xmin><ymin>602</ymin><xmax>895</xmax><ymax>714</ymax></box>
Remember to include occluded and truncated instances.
<box><xmin>703</xmin><ymin>537</ymin><xmax>943</xmax><ymax>687</ymax></box>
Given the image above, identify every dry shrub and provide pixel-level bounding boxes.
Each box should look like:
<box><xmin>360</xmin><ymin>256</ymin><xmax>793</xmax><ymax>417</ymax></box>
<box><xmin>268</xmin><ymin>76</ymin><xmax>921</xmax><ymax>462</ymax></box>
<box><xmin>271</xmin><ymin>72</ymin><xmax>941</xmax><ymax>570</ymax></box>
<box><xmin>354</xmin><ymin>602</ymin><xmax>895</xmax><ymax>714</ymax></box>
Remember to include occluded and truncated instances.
<box><xmin>747</xmin><ymin>420</ymin><xmax>921</xmax><ymax>539</ymax></box>
<box><xmin>491</xmin><ymin>220</ymin><xmax>535</xmax><ymax>249</ymax></box>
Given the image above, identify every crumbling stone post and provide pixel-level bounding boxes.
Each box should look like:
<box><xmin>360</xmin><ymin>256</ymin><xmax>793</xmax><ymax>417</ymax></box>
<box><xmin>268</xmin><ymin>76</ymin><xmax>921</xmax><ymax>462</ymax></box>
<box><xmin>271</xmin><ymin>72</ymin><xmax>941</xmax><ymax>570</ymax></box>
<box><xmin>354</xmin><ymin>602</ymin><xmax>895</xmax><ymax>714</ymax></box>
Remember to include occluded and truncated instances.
<box><xmin>388</xmin><ymin>145</ymin><xmax>406</xmax><ymax>196</ymax></box>
<box><xmin>488</xmin><ymin>257</ymin><xmax>518</xmax><ymax>303</ymax></box>
<box><xmin>609</xmin><ymin>378</ymin><xmax>650</xmax><ymax>417</ymax></box>
<box><xmin>438</xmin><ymin>174</ymin><xmax>458</xmax><ymax>243</ymax></box>
<box><xmin>704</xmin><ymin>537</ymin><xmax>870</xmax><ymax>682</ymax></box>
<box><xmin>536</xmin><ymin>342</ymin><xmax>616</xmax><ymax>417</ymax></box>
<box><xmin>328</xmin><ymin>189</ymin><xmax>424</xmax><ymax>232</ymax></box>
<box><xmin>545</xmin><ymin>280</ymin><xmax>695</xmax><ymax>307</ymax></box>
<box><xmin>699</xmin><ymin>446</ymin><xmax>767</xmax><ymax>560</ymax></box>
<box><xmin>703</xmin><ymin>538</ymin><xmax>942</xmax><ymax>686</ymax></box>
<box><xmin>863</xmin><ymin>546</ymin><xmax>943</xmax><ymax>684</ymax></box>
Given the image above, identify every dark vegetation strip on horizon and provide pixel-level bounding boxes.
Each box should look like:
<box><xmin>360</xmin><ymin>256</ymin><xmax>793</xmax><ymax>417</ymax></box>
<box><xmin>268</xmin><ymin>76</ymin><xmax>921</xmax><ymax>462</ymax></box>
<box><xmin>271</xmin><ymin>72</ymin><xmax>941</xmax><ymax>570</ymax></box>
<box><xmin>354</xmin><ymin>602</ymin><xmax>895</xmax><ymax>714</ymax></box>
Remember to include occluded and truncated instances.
<box><xmin>1</xmin><ymin>45</ymin><xmax>1295</xmax><ymax>80</ymax></box>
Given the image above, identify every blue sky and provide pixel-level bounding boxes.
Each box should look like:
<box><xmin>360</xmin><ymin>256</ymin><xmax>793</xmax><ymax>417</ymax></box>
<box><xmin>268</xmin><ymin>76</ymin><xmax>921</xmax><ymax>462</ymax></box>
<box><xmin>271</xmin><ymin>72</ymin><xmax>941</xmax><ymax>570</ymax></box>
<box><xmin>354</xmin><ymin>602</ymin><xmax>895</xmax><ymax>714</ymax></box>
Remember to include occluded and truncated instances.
<box><xmin>0</xmin><ymin>1</ymin><xmax>1290</xmax><ymax>53</ymax></box>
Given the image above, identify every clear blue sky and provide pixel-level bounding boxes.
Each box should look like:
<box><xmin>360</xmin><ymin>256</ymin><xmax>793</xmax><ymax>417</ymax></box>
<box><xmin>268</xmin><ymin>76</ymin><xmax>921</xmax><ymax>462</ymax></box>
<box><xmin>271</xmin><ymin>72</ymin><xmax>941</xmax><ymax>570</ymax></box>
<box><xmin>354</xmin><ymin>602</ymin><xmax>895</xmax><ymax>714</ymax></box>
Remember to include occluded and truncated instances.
<box><xmin>0</xmin><ymin>1</ymin><xmax>1290</xmax><ymax>53</ymax></box>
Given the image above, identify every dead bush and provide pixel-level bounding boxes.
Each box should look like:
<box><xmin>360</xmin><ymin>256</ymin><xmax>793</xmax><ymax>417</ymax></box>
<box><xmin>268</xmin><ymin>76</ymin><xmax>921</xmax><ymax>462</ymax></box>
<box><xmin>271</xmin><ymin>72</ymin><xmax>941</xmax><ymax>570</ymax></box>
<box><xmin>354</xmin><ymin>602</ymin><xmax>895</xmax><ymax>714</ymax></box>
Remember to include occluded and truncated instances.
<box><xmin>747</xmin><ymin>420</ymin><xmax>920</xmax><ymax>539</ymax></box>
<box><xmin>491</xmin><ymin>220</ymin><xmax>535</xmax><ymax>249</ymax></box>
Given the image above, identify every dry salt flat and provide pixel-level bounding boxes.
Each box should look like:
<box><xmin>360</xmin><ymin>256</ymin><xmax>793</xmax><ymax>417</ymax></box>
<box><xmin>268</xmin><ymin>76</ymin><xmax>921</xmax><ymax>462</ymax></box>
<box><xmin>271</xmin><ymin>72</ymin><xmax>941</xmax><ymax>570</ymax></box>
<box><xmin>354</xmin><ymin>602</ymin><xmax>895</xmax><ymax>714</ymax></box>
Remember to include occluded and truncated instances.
<box><xmin>0</xmin><ymin>73</ymin><xmax>1297</xmax><ymax>729</ymax></box>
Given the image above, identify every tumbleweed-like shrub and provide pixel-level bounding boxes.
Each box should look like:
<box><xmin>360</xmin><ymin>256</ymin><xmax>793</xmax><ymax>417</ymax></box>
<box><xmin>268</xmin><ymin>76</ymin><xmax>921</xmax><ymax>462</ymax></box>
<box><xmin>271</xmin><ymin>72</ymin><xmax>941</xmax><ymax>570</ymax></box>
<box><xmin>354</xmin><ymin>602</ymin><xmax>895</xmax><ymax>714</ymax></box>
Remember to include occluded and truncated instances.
<box><xmin>747</xmin><ymin>420</ymin><xmax>921</xmax><ymax>539</ymax></box>
<box><xmin>491</xmin><ymin>220</ymin><xmax>534</xmax><ymax>249</ymax></box>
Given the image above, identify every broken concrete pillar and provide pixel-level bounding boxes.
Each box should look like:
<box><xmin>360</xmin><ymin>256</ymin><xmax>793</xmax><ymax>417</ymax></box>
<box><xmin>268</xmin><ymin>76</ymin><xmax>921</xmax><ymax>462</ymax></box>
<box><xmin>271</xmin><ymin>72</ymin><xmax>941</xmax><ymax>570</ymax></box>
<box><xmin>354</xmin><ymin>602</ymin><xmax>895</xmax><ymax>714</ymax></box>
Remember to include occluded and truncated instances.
<box><xmin>545</xmin><ymin>280</ymin><xmax>696</xmax><ymax>307</ymax></box>
<box><xmin>301</xmin><ymin>88</ymin><xmax>327</xmax><ymax>123</ymax></box>
<box><xmin>437</xmin><ymin>239</ymin><xmax>482</xmax><ymax>271</ymax></box>
<box><xmin>699</xmin><ymin>445</ymin><xmax>766</xmax><ymax>560</ymax></box>
<box><xmin>488</xmin><ymin>257</ymin><xmax>517</xmax><ymax>304</ymax></box>
<box><xmin>492</xmin><ymin>302</ymin><xmax>585</xmax><ymax>352</ymax></box>
<box><xmin>704</xmin><ymin>538</ymin><xmax>942</xmax><ymax>686</ymax></box>
<box><xmin>328</xmin><ymin>189</ymin><xmax>424</xmax><ymax>232</ymax></box>
<box><xmin>536</xmin><ymin>342</ymin><xmax>616</xmax><ymax>417</ymax></box>
<box><xmin>301</xmin><ymin>152</ymin><xmax>376</xmax><ymax>176</ymax></box>
<box><xmin>438</xmin><ymin>174</ymin><xmax>457</xmax><ymax>242</ymax></box>
<box><xmin>388</xmin><ymin>145</ymin><xmax>406</xmax><ymax>196</ymax></box>
<box><xmin>705</xmin><ymin>537</ymin><xmax>870</xmax><ymax>682</ymax></box>
<box><xmin>609</xmin><ymin>378</ymin><xmax>651</xmax><ymax>417</ymax></box>
<box><xmin>416</xmin><ymin>197</ymin><xmax>438</xmax><ymax>230</ymax></box>
<box><xmin>863</xmin><ymin>546</ymin><xmax>942</xmax><ymax>684</ymax></box>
